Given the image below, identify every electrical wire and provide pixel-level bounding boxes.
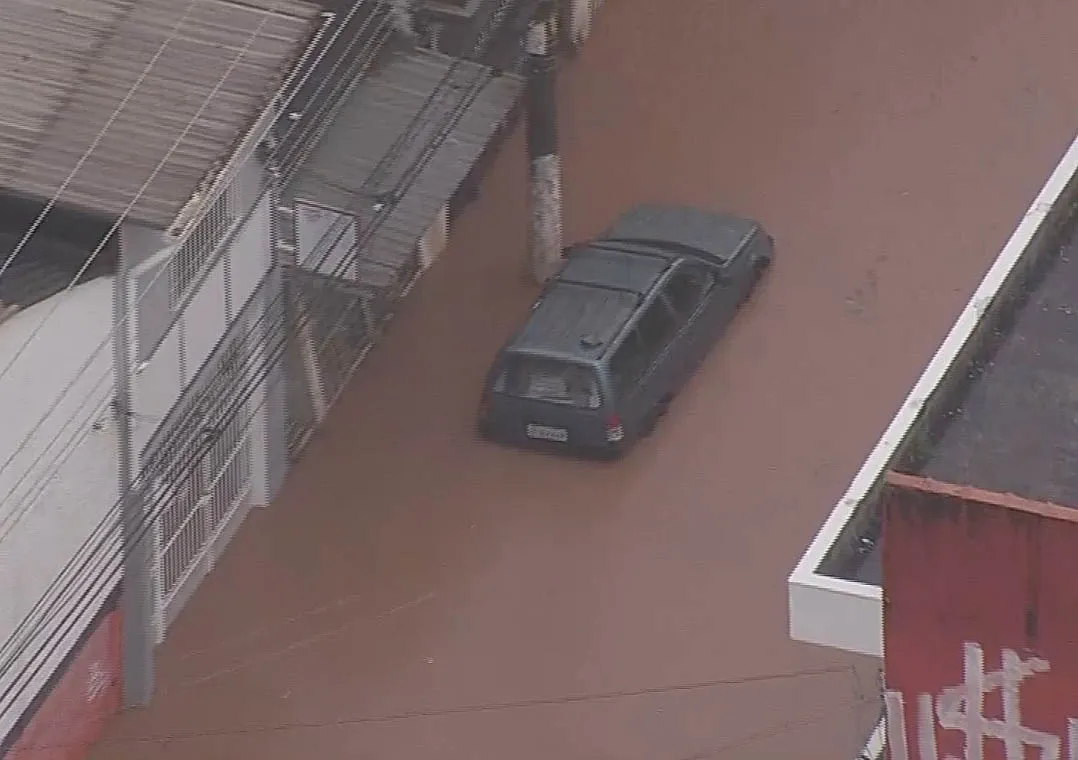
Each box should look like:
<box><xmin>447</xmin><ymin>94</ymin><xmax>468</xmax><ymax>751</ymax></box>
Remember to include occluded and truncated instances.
<box><xmin>0</xmin><ymin>0</ymin><xmax>467</xmax><ymax>533</ymax></box>
<box><xmin>0</xmin><ymin>1</ymin><xmax>396</xmax><ymax>543</ymax></box>
<box><xmin>0</xmin><ymin>11</ymin><xmax>870</xmax><ymax>760</ymax></box>
<box><xmin>0</xmin><ymin>0</ymin><xmax>388</xmax><ymax>518</ymax></box>
<box><xmin>0</xmin><ymin>0</ymin><xmax>225</xmax><ymax>393</ymax></box>
<box><xmin>0</xmin><ymin>0</ymin><xmax>531</xmax><ymax>734</ymax></box>
<box><xmin>0</xmin><ymin>0</ymin><xmax>210</xmax><ymax>288</ymax></box>
<box><xmin>0</xmin><ymin>0</ymin><xmax>395</xmax><ymax>555</ymax></box>
<box><xmin>3</xmin><ymin>4</ymin><xmax>511</xmax><ymax>674</ymax></box>
<box><xmin>0</xmin><ymin>0</ymin><xmax>301</xmax><ymax>715</ymax></box>
<box><xmin>12</xmin><ymin>665</ymin><xmax>860</xmax><ymax>751</ymax></box>
<box><xmin>674</xmin><ymin>695</ymin><xmax>877</xmax><ymax>760</ymax></box>
<box><xmin>0</xmin><ymin>0</ymin><xmax>296</xmax><ymax>519</ymax></box>
<box><xmin>0</xmin><ymin>78</ymin><xmax>513</xmax><ymax>733</ymax></box>
<box><xmin>3</xmin><ymin>0</ymin><xmax>516</xmax><ymax>663</ymax></box>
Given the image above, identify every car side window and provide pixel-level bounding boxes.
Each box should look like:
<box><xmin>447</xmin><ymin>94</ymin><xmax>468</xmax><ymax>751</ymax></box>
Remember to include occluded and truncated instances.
<box><xmin>609</xmin><ymin>300</ymin><xmax>679</xmax><ymax>397</ymax></box>
<box><xmin>636</xmin><ymin>297</ymin><xmax>679</xmax><ymax>356</ymax></box>
<box><xmin>609</xmin><ymin>329</ymin><xmax>646</xmax><ymax>396</ymax></box>
<box><xmin>664</xmin><ymin>265</ymin><xmax>714</xmax><ymax>321</ymax></box>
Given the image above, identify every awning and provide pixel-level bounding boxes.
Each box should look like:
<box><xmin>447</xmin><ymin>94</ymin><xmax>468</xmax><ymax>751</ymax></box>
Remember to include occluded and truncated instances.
<box><xmin>285</xmin><ymin>46</ymin><xmax>523</xmax><ymax>273</ymax></box>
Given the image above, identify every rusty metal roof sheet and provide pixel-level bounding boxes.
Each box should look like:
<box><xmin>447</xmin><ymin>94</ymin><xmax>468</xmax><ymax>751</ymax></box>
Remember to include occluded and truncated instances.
<box><xmin>286</xmin><ymin>46</ymin><xmax>522</xmax><ymax>270</ymax></box>
<box><xmin>0</xmin><ymin>0</ymin><xmax>321</xmax><ymax>228</ymax></box>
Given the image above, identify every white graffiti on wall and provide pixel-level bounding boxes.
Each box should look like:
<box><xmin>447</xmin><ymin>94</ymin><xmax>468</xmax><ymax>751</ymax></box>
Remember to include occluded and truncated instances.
<box><xmin>885</xmin><ymin>643</ymin><xmax>1077</xmax><ymax>760</ymax></box>
<box><xmin>85</xmin><ymin>661</ymin><xmax>113</xmax><ymax>703</ymax></box>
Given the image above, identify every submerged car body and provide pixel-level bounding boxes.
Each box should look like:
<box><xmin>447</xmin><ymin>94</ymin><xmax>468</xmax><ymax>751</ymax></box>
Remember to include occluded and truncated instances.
<box><xmin>478</xmin><ymin>204</ymin><xmax>774</xmax><ymax>457</ymax></box>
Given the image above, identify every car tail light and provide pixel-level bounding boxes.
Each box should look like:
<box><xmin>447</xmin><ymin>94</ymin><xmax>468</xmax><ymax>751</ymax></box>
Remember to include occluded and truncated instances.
<box><xmin>605</xmin><ymin>414</ymin><xmax>624</xmax><ymax>443</ymax></box>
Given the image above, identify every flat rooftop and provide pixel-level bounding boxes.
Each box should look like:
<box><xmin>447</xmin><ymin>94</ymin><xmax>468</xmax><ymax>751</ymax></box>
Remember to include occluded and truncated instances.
<box><xmin>914</xmin><ymin>225</ymin><xmax>1078</xmax><ymax>506</ymax></box>
<box><xmin>838</xmin><ymin>212</ymin><xmax>1078</xmax><ymax>585</ymax></box>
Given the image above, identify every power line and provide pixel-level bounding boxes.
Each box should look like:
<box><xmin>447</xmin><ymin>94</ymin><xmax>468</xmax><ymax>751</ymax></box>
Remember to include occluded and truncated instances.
<box><xmin>0</xmin><ymin>2</ymin><xmax>527</xmax><ymax>726</ymax></box>
<box><xmin>0</xmin><ymin>0</ymin><xmax>306</xmax><ymax>717</ymax></box>
<box><xmin>0</xmin><ymin>0</ymin><xmax>390</xmax><ymax>520</ymax></box>
<box><xmin>0</xmin><ymin>0</ymin><xmax>306</xmax><ymax>526</ymax></box>
<box><xmin>0</xmin><ymin>0</ymin><xmax>394</xmax><ymax>547</ymax></box>
<box><xmin>675</xmin><ymin>695</ymin><xmax>877</xmax><ymax>760</ymax></box>
<box><xmin>0</xmin><ymin>0</ymin><xmax>222</xmax><ymax>391</ymax></box>
<box><xmin>2</xmin><ymin>10</ymin><xmax>506</xmax><ymax>676</ymax></box>
<box><xmin>13</xmin><ymin>665</ymin><xmax>859</xmax><ymax>751</ymax></box>
<box><xmin>0</xmin><ymin>0</ymin><xmax>449</xmax><ymax>542</ymax></box>
<box><xmin>0</xmin><ymin>0</ymin><xmax>210</xmax><ymax>288</ymax></box>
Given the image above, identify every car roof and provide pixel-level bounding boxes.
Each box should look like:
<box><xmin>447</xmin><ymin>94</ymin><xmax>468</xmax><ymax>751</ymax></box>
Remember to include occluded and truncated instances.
<box><xmin>558</xmin><ymin>245</ymin><xmax>670</xmax><ymax>294</ymax></box>
<box><xmin>507</xmin><ymin>281</ymin><xmax>640</xmax><ymax>361</ymax></box>
<box><xmin>601</xmin><ymin>204</ymin><xmax>759</xmax><ymax>264</ymax></box>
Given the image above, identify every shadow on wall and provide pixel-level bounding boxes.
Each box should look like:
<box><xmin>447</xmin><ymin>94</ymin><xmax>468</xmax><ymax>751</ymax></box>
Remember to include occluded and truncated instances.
<box><xmin>0</xmin><ymin>191</ymin><xmax>118</xmax><ymax>313</ymax></box>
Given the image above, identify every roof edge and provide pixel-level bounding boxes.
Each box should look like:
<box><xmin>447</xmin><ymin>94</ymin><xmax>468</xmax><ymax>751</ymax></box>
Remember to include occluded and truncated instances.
<box><xmin>790</xmin><ymin>126</ymin><xmax>1078</xmax><ymax>587</ymax></box>
<box><xmin>886</xmin><ymin>471</ymin><xmax>1078</xmax><ymax>525</ymax></box>
<box><xmin>167</xmin><ymin>3</ymin><xmax>330</xmax><ymax>238</ymax></box>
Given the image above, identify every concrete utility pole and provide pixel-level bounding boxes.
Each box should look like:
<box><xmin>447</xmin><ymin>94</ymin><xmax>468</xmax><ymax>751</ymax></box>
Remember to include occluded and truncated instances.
<box><xmin>113</xmin><ymin>241</ymin><xmax>155</xmax><ymax>707</ymax></box>
<box><xmin>525</xmin><ymin>0</ymin><xmax>563</xmax><ymax>284</ymax></box>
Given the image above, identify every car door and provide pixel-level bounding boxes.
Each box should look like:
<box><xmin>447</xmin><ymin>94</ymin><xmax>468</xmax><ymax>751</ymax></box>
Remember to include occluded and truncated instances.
<box><xmin>607</xmin><ymin>327</ymin><xmax>650</xmax><ymax>433</ymax></box>
<box><xmin>625</xmin><ymin>296</ymin><xmax>682</xmax><ymax>422</ymax></box>
<box><xmin>662</xmin><ymin>263</ymin><xmax>720</xmax><ymax>380</ymax></box>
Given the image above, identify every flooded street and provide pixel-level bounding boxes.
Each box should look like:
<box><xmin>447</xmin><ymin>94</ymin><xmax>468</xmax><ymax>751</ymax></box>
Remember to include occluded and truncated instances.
<box><xmin>91</xmin><ymin>1</ymin><xmax>1078</xmax><ymax>758</ymax></box>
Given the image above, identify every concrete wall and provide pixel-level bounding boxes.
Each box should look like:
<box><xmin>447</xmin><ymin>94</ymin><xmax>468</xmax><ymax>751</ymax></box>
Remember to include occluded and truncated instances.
<box><xmin>882</xmin><ymin>472</ymin><xmax>1078</xmax><ymax>760</ymax></box>
<box><xmin>0</xmin><ymin>278</ymin><xmax>121</xmax><ymax>752</ymax></box>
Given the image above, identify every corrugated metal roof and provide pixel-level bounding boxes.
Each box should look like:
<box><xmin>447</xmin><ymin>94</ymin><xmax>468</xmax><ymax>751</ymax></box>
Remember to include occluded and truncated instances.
<box><xmin>286</xmin><ymin>46</ymin><xmax>522</xmax><ymax>271</ymax></box>
<box><xmin>0</xmin><ymin>0</ymin><xmax>321</xmax><ymax>228</ymax></box>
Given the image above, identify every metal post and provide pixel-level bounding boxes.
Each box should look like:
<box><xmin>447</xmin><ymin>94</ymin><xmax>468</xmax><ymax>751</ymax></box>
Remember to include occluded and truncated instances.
<box><xmin>525</xmin><ymin>0</ymin><xmax>563</xmax><ymax>284</ymax></box>
<box><xmin>113</xmin><ymin>237</ymin><xmax>155</xmax><ymax>706</ymax></box>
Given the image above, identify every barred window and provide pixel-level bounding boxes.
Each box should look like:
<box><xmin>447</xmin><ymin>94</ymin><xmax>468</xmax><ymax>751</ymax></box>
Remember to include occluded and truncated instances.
<box><xmin>168</xmin><ymin>189</ymin><xmax>236</xmax><ymax>309</ymax></box>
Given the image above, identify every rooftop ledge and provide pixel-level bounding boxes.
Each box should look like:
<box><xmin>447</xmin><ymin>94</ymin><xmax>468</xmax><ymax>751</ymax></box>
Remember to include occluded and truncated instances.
<box><xmin>787</xmin><ymin>128</ymin><xmax>1078</xmax><ymax>659</ymax></box>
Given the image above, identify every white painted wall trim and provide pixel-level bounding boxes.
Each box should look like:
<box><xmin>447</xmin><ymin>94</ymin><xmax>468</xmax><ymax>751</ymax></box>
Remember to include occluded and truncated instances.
<box><xmin>788</xmin><ymin>129</ymin><xmax>1078</xmax><ymax>658</ymax></box>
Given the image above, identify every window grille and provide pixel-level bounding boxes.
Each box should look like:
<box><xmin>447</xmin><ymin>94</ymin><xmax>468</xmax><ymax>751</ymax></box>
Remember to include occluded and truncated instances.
<box><xmin>168</xmin><ymin>188</ymin><xmax>237</xmax><ymax>309</ymax></box>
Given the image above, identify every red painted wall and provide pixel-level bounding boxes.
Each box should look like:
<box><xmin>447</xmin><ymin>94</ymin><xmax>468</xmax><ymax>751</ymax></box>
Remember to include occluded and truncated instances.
<box><xmin>882</xmin><ymin>472</ymin><xmax>1078</xmax><ymax>760</ymax></box>
<box><xmin>4</xmin><ymin>606</ymin><xmax>122</xmax><ymax>760</ymax></box>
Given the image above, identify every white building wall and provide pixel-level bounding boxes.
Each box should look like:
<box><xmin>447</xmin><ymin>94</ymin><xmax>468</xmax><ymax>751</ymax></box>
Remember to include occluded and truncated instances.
<box><xmin>0</xmin><ymin>278</ymin><xmax>120</xmax><ymax>744</ymax></box>
<box><xmin>0</xmin><ymin>156</ymin><xmax>286</xmax><ymax>741</ymax></box>
<box><xmin>129</xmin><ymin>158</ymin><xmax>272</xmax><ymax>456</ymax></box>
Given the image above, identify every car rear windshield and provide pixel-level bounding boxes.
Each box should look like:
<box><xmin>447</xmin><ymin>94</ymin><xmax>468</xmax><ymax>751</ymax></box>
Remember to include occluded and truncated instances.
<box><xmin>495</xmin><ymin>356</ymin><xmax>602</xmax><ymax>409</ymax></box>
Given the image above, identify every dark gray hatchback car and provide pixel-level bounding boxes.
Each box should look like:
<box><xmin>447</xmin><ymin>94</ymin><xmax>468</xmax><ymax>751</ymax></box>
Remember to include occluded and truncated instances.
<box><xmin>477</xmin><ymin>205</ymin><xmax>773</xmax><ymax>458</ymax></box>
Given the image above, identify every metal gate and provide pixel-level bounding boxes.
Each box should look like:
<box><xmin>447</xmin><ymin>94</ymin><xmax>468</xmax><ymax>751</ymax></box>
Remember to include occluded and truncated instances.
<box><xmin>281</xmin><ymin>260</ymin><xmax>382</xmax><ymax>456</ymax></box>
<box><xmin>140</xmin><ymin>277</ymin><xmax>280</xmax><ymax>634</ymax></box>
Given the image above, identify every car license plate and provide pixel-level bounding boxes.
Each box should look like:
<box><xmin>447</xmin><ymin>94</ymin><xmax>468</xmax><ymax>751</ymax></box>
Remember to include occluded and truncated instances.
<box><xmin>526</xmin><ymin>423</ymin><xmax>568</xmax><ymax>442</ymax></box>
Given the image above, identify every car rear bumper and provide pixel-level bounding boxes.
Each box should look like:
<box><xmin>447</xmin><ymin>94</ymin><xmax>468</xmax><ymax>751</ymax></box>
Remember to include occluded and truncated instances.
<box><xmin>478</xmin><ymin>417</ymin><xmax>628</xmax><ymax>459</ymax></box>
